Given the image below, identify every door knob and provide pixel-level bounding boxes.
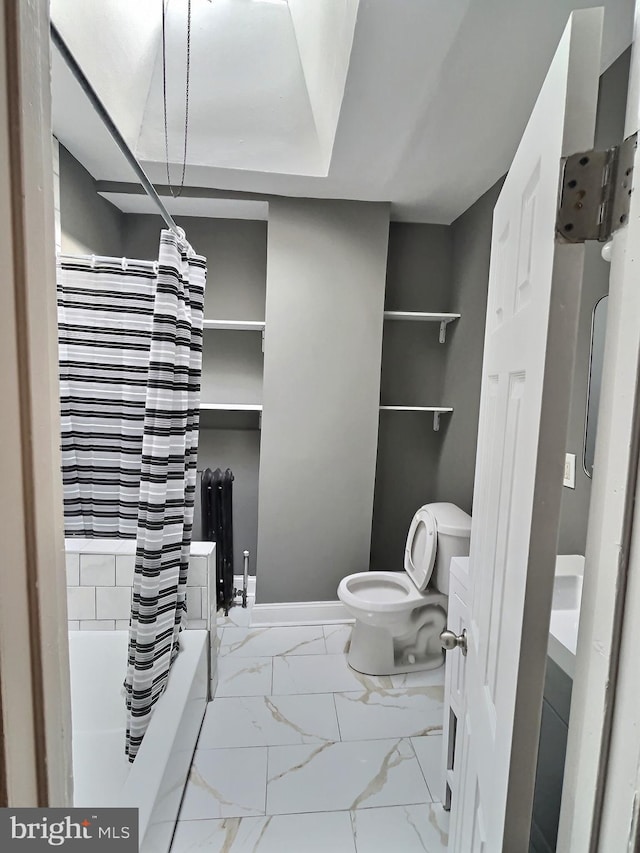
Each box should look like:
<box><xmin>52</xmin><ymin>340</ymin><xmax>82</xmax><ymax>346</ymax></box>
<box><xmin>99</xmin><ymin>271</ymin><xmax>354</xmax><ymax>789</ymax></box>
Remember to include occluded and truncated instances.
<box><xmin>440</xmin><ymin>628</ymin><xmax>467</xmax><ymax>656</ymax></box>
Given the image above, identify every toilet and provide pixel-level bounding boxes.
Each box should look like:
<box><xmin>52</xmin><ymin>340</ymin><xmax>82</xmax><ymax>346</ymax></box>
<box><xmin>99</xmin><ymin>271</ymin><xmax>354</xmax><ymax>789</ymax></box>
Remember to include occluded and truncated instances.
<box><xmin>338</xmin><ymin>502</ymin><xmax>472</xmax><ymax>675</ymax></box>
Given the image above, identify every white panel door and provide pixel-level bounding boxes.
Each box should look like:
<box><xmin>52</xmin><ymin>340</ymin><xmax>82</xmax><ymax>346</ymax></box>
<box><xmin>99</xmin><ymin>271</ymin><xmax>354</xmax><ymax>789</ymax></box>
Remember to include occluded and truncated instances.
<box><xmin>449</xmin><ymin>10</ymin><xmax>603</xmax><ymax>851</ymax></box>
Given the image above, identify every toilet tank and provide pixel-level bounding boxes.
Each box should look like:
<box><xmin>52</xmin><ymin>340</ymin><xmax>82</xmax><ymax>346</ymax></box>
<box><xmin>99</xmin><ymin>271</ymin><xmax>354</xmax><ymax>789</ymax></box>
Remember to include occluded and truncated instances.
<box><xmin>427</xmin><ymin>503</ymin><xmax>472</xmax><ymax>594</ymax></box>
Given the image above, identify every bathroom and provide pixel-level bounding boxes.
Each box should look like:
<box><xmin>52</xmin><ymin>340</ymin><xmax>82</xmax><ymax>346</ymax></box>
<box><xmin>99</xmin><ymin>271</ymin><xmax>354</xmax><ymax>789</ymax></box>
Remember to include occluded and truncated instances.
<box><xmin>3</xmin><ymin>1</ymin><xmax>640</xmax><ymax>852</ymax></box>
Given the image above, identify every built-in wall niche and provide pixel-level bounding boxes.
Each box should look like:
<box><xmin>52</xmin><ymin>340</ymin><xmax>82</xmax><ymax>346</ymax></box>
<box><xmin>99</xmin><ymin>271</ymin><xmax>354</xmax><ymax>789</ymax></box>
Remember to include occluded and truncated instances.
<box><xmin>195</xmin><ymin>218</ymin><xmax>267</xmax><ymax>579</ymax></box>
<box><xmin>371</xmin><ymin>222</ymin><xmax>457</xmax><ymax>574</ymax></box>
<box><xmin>200</xmin><ymin>329</ymin><xmax>264</xmax><ymax>409</ymax></box>
<box><xmin>379</xmin><ymin>311</ymin><xmax>459</xmax><ymax>432</ymax></box>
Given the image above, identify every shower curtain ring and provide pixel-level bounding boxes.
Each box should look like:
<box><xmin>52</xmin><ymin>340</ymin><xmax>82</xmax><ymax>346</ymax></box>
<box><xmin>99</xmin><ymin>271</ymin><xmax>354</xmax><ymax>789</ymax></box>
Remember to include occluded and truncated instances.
<box><xmin>121</xmin><ymin>257</ymin><xmax>128</xmax><ymax>271</ymax></box>
<box><xmin>90</xmin><ymin>254</ymin><xmax>96</xmax><ymax>268</ymax></box>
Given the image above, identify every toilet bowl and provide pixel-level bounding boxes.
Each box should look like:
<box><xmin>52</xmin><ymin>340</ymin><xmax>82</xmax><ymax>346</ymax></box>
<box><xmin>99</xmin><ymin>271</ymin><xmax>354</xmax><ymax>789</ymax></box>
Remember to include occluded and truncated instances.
<box><xmin>338</xmin><ymin>502</ymin><xmax>472</xmax><ymax>675</ymax></box>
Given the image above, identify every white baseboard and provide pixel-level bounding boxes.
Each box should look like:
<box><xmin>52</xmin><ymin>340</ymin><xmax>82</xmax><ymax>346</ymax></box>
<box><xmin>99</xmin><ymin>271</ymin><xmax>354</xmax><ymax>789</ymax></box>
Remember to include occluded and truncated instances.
<box><xmin>233</xmin><ymin>574</ymin><xmax>256</xmax><ymax>596</ymax></box>
<box><xmin>250</xmin><ymin>600</ymin><xmax>354</xmax><ymax>627</ymax></box>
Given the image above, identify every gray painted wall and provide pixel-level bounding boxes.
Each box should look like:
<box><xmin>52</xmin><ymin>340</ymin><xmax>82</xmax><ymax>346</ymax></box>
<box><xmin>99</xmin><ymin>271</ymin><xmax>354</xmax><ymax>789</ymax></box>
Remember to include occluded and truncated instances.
<box><xmin>201</xmin><ymin>331</ymin><xmax>264</xmax><ymax>406</ymax></box>
<box><xmin>434</xmin><ymin>179</ymin><xmax>504</xmax><ymax>515</ymax></box>
<box><xmin>370</xmin><ymin>224</ymin><xmax>452</xmax><ymax>572</ymax></box>
<box><xmin>557</xmin><ymin>47</ymin><xmax>629</xmax><ymax>554</ymax></box>
<box><xmin>59</xmin><ymin>144</ymin><xmax>124</xmax><ymax>256</ymax></box>
<box><xmin>122</xmin><ymin>215</ymin><xmax>268</xmax><ymax>322</ymax></box>
<box><xmin>257</xmin><ymin>199</ymin><xmax>390</xmax><ymax>603</ymax></box>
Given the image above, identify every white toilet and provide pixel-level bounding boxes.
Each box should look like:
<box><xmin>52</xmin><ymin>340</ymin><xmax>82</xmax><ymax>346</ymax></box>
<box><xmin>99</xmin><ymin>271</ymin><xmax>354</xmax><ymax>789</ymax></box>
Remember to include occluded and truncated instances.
<box><xmin>338</xmin><ymin>502</ymin><xmax>472</xmax><ymax>675</ymax></box>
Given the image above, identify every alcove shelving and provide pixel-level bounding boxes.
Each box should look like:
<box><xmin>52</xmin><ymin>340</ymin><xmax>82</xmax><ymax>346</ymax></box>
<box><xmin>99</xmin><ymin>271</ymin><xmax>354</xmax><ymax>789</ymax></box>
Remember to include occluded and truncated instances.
<box><xmin>200</xmin><ymin>402</ymin><xmax>262</xmax><ymax>412</ymax></box>
<box><xmin>203</xmin><ymin>319</ymin><xmax>265</xmax><ymax>332</ymax></box>
<box><xmin>193</xmin><ymin>219</ymin><xmax>268</xmax><ymax>571</ymax></box>
<box><xmin>383</xmin><ymin>310</ymin><xmax>460</xmax><ymax>343</ymax></box>
<box><xmin>380</xmin><ymin>310</ymin><xmax>459</xmax><ymax>429</ymax></box>
<box><xmin>379</xmin><ymin>405</ymin><xmax>453</xmax><ymax>432</ymax></box>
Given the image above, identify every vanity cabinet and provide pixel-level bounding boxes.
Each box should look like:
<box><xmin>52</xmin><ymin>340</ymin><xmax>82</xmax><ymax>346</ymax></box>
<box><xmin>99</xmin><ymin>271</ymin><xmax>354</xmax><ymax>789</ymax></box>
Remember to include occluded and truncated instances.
<box><xmin>530</xmin><ymin>658</ymin><xmax>573</xmax><ymax>852</ymax></box>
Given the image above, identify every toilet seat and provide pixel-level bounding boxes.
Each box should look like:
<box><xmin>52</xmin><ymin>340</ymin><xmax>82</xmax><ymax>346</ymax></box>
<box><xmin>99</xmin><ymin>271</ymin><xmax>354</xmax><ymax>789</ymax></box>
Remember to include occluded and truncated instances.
<box><xmin>404</xmin><ymin>506</ymin><xmax>437</xmax><ymax>591</ymax></box>
<box><xmin>338</xmin><ymin>571</ymin><xmax>424</xmax><ymax>616</ymax></box>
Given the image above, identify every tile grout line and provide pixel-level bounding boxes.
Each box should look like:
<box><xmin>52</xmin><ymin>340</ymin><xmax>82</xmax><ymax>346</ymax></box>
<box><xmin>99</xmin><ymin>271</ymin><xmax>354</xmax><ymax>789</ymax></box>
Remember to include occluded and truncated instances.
<box><xmin>332</xmin><ymin>691</ymin><xmax>344</xmax><ymax>743</ymax></box>
<box><xmin>264</xmin><ymin>741</ymin><xmax>269</xmax><ymax>817</ymax></box>
<box><xmin>266</xmin><ymin>650</ymin><xmax>272</xmax><ymax>817</ymax></box>
<box><xmin>408</xmin><ymin>735</ymin><xmax>436</xmax><ymax>804</ymax></box>
<box><xmin>348</xmin><ymin>808</ymin><xmax>358</xmax><ymax>852</ymax></box>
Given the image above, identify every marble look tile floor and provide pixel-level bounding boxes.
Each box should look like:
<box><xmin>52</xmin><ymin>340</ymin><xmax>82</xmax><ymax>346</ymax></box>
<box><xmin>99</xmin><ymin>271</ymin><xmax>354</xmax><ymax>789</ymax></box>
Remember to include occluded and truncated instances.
<box><xmin>170</xmin><ymin>603</ymin><xmax>449</xmax><ymax>852</ymax></box>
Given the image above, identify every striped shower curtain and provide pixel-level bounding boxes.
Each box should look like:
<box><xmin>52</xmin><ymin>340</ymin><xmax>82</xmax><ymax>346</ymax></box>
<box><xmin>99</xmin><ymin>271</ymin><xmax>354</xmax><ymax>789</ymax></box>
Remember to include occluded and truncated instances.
<box><xmin>57</xmin><ymin>256</ymin><xmax>158</xmax><ymax>537</ymax></box>
<box><xmin>124</xmin><ymin>232</ymin><xmax>205</xmax><ymax>761</ymax></box>
<box><xmin>57</xmin><ymin>230</ymin><xmax>206</xmax><ymax>760</ymax></box>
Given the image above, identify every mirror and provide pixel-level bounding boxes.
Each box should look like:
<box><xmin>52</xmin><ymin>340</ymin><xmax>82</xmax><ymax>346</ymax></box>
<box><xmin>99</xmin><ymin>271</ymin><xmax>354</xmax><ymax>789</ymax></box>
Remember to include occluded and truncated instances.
<box><xmin>584</xmin><ymin>295</ymin><xmax>608</xmax><ymax>477</ymax></box>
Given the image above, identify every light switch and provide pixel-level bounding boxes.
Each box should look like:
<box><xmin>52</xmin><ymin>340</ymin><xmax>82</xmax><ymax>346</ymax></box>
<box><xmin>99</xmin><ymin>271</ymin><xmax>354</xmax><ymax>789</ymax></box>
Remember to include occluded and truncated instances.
<box><xmin>563</xmin><ymin>453</ymin><xmax>576</xmax><ymax>489</ymax></box>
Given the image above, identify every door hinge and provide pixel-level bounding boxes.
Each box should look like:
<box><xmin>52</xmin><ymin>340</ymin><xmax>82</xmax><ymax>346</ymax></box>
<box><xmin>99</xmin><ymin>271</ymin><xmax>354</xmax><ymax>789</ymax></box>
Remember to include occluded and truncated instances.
<box><xmin>556</xmin><ymin>131</ymin><xmax>637</xmax><ymax>243</ymax></box>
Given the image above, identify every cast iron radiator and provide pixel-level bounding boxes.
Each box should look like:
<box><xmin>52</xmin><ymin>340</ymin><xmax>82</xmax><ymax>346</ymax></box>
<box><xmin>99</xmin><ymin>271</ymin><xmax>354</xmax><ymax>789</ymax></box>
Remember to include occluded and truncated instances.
<box><xmin>201</xmin><ymin>467</ymin><xmax>235</xmax><ymax>613</ymax></box>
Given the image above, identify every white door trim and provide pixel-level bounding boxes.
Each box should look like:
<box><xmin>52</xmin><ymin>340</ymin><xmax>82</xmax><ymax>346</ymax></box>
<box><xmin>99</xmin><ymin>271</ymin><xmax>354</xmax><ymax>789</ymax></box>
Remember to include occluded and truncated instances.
<box><xmin>559</xmin><ymin>4</ymin><xmax>640</xmax><ymax>850</ymax></box>
<box><xmin>0</xmin><ymin>0</ymin><xmax>72</xmax><ymax>806</ymax></box>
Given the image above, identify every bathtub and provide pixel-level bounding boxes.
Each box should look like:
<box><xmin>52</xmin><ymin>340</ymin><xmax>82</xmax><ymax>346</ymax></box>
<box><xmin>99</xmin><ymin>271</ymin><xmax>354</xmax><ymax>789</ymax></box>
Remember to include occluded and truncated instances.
<box><xmin>69</xmin><ymin>630</ymin><xmax>208</xmax><ymax>853</ymax></box>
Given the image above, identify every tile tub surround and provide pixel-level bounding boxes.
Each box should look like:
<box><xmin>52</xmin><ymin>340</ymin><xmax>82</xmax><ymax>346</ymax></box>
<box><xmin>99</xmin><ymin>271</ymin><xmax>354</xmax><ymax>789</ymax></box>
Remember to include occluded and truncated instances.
<box><xmin>171</xmin><ymin>608</ymin><xmax>449</xmax><ymax>853</ymax></box>
<box><xmin>65</xmin><ymin>539</ymin><xmax>215</xmax><ymax>631</ymax></box>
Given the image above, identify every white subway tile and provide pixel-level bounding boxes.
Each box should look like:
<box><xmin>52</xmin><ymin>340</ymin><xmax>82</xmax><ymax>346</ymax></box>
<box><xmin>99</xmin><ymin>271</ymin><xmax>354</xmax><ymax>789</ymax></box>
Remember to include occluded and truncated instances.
<box><xmin>186</xmin><ymin>587</ymin><xmax>202</xmax><ymax>620</ymax></box>
<box><xmin>201</xmin><ymin>587</ymin><xmax>209</xmax><ymax>624</ymax></box>
<box><xmin>80</xmin><ymin>620</ymin><xmax>115</xmax><ymax>631</ymax></box>
<box><xmin>67</xmin><ymin>621</ymin><xmax>80</xmax><ymax>631</ymax></box>
<box><xmin>186</xmin><ymin>620</ymin><xmax>207</xmax><ymax>630</ymax></box>
<box><xmin>115</xmin><ymin>620</ymin><xmax>130</xmax><ymax>631</ymax></box>
<box><xmin>67</xmin><ymin>587</ymin><xmax>95</xmax><ymax>621</ymax></box>
<box><xmin>108</xmin><ymin>539</ymin><xmax>136</xmax><ymax>555</ymax></box>
<box><xmin>190</xmin><ymin>541</ymin><xmax>215</xmax><ymax>557</ymax></box>
<box><xmin>116</xmin><ymin>555</ymin><xmax>135</xmax><ymax>586</ymax></box>
<box><xmin>65</xmin><ymin>553</ymin><xmax>79</xmax><ymax>586</ymax></box>
<box><xmin>206</xmin><ymin>552</ymin><xmax>216</xmax><ymax>591</ymax></box>
<box><xmin>188</xmin><ymin>556</ymin><xmax>207</xmax><ymax>587</ymax></box>
<box><xmin>96</xmin><ymin>586</ymin><xmax>132</xmax><ymax>620</ymax></box>
<box><xmin>80</xmin><ymin>554</ymin><xmax>115</xmax><ymax>586</ymax></box>
<box><xmin>64</xmin><ymin>538</ymin><xmax>84</xmax><ymax>554</ymax></box>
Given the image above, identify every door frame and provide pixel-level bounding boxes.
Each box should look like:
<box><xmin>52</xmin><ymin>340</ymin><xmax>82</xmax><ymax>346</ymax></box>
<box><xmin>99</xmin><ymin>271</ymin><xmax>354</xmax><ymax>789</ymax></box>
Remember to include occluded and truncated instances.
<box><xmin>559</xmin><ymin>3</ymin><xmax>640</xmax><ymax>849</ymax></box>
<box><xmin>0</xmin><ymin>0</ymin><xmax>72</xmax><ymax>806</ymax></box>
<box><xmin>3</xmin><ymin>0</ymin><xmax>640</xmax><ymax>838</ymax></box>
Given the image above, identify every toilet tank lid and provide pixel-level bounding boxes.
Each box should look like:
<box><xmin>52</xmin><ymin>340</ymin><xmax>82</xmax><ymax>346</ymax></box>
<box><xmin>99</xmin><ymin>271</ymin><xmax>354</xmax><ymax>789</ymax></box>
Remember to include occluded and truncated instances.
<box><xmin>422</xmin><ymin>503</ymin><xmax>472</xmax><ymax>537</ymax></box>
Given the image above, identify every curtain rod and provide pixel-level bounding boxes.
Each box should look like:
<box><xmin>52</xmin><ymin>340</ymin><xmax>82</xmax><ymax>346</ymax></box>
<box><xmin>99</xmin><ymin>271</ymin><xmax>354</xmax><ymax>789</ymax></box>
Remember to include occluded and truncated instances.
<box><xmin>50</xmin><ymin>22</ymin><xmax>180</xmax><ymax>237</ymax></box>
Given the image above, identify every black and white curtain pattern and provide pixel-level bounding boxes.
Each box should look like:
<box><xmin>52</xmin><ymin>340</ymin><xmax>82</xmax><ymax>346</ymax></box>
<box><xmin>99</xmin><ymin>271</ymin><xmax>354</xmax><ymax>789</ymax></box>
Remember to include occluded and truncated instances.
<box><xmin>57</xmin><ymin>256</ymin><xmax>158</xmax><ymax>537</ymax></box>
<box><xmin>124</xmin><ymin>231</ymin><xmax>206</xmax><ymax>761</ymax></box>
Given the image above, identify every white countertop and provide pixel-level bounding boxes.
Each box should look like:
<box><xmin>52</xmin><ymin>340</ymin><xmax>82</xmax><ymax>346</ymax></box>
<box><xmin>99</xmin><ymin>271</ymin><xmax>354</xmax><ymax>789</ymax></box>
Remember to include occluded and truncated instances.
<box><xmin>547</xmin><ymin>555</ymin><xmax>584</xmax><ymax>679</ymax></box>
<box><xmin>448</xmin><ymin>554</ymin><xmax>583</xmax><ymax>679</ymax></box>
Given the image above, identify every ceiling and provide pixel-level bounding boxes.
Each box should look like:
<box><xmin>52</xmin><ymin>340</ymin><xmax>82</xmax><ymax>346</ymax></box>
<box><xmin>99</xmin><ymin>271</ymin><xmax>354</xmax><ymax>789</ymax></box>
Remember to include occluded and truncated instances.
<box><xmin>51</xmin><ymin>0</ymin><xmax>634</xmax><ymax>224</ymax></box>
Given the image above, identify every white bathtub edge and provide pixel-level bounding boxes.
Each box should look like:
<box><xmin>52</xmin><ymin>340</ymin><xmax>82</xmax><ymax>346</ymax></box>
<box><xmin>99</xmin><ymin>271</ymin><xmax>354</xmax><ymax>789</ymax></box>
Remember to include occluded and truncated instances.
<box><xmin>121</xmin><ymin>630</ymin><xmax>208</xmax><ymax>853</ymax></box>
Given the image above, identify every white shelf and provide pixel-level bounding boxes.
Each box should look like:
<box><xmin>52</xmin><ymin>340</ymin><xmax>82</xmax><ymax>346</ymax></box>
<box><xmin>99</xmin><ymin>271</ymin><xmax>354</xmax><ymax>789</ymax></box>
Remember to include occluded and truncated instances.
<box><xmin>383</xmin><ymin>311</ymin><xmax>460</xmax><ymax>343</ymax></box>
<box><xmin>379</xmin><ymin>405</ymin><xmax>453</xmax><ymax>432</ymax></box>
<box><xmin>200</xmin><ymin>403</ymin><xmax>262</xmax><ymax>412</ymax></box>
<box><xmin>203</xmin><ymin>319</ymin><xmax>265</xmax><ymax>331</ymax></box>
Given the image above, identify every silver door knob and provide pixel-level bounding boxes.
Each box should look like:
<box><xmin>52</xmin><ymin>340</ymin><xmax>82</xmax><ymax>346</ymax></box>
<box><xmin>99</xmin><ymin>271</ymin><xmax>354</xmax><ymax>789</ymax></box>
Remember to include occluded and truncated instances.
<box><xmin>440</xmin><ymin>628</ymin><xmax>467</xmax><ymax>656</ymax></box>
